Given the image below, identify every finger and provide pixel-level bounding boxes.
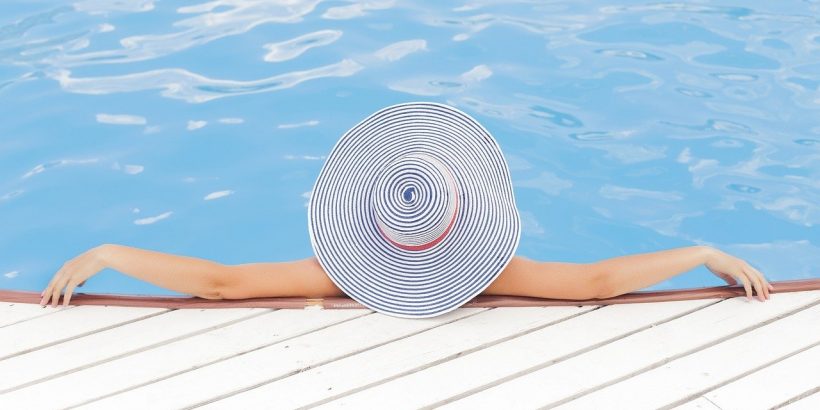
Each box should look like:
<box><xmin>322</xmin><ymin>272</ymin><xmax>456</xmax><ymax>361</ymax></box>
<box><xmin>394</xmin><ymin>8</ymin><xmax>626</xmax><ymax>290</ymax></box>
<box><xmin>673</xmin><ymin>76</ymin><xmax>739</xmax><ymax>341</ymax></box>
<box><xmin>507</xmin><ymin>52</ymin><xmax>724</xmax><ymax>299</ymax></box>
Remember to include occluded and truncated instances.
<box><xmin>745</xmin><ymin>263</ymin><xmax>769</xmax><ymax>300</ymax></box>
<box><xmin>750</xmin><ymin>265</ymin><xmax>772</xmax><ymax>298</ymax></box>
<box><xmin>49</xmin><ymin>285</ymin><xmax>62</xmax><ymax>308</ymax></box>
<box><xmin>756</xmin><ymin>269</ymin><xmax>770</xmax><ymax>300</ymax></box>
<box><xmin>48</xmin><ymin>273</ymin><xmax>67</xmax><ymax>308</ymax></box>
<box><xmin>737</xmin><ymin>271</ymin><xmax>753</xmax><ymax>301</ymax></box>
<box><xmin>51</xmin><ymin>273</ymin><xmax>73</xmax><ymax>308</ymax></box>
<box><xmin>63</xmin><ymin>281</ymin><xmax>78</xmax><ymax>307</ymax></box>
<box><xmin>43</xmin><ymin>269</ymin><xmax>67</xmax><ymax>307</ymax></box>
<box><xmin>745</xmin><ymin>267</ymin><xmax>765</xmax><ymax>302</ymax></box>
<box><xmin>41</xmin><ymin>266</ymin><xmax>65</xmax><ymax>306</ymax></box>
<box><xmin>42</xmin><ymin>260</ymin><xmax>74</xmax><ymax>306</ymax></box>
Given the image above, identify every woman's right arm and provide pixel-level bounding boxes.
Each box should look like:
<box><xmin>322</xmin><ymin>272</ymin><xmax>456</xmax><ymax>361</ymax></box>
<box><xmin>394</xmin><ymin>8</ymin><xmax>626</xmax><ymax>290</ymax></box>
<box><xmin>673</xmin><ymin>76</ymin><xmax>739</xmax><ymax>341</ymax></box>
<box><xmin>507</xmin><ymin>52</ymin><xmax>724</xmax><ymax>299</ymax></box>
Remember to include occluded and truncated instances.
<box><xmin>41</xmin><ymin>244</ymin><xmax>344</xmax><ymax>308</ymax></box>
<box><xmin>41</xmin><ymin>244</ymin><xmax>229</xmax><ymax>307</ymax></box>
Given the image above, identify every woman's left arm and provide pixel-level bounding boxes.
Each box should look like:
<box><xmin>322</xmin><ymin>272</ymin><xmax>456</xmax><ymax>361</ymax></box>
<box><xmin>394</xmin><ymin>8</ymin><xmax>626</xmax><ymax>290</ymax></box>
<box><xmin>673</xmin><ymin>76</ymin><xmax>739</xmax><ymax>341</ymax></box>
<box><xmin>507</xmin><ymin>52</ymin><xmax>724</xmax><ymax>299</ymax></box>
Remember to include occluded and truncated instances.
<box><xmin>593</xmin><ymin>245</ymin><xmax>773</xmax><ymax>301</ymax></box>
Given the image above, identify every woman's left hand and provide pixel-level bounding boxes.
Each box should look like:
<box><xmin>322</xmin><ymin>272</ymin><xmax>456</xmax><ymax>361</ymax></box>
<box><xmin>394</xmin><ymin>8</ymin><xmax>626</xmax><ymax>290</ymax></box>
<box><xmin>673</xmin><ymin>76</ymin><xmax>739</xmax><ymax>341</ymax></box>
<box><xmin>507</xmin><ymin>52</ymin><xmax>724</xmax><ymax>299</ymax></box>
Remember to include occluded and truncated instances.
<box><xmin>704</xmin><ymin>246</ymin><xmax>772</xmax><ymax>302</ymax></box>
<box><xmin>40</xmin><ymin>244</ymin><xmax>110</xmax><ymax>308</ymax></box>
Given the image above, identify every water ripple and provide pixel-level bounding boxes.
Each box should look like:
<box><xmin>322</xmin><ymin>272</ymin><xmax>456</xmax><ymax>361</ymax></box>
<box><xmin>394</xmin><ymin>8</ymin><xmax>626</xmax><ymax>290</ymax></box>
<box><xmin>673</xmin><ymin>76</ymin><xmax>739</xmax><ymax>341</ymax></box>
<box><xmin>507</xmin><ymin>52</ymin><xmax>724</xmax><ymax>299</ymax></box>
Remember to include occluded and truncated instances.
<box><xmin>45</xmin><ymin>0</ymin><xmax>325</xmax><ymax>67</ymax></box>
<box><xmin>528</xmin><ymin>104</ymin><xmax>582</xmax><ymax>128</ymax></box>
<box><xmin>580</xmin><ymin>22</ymin><xmax>780</xmax><ymax>69</ymax></box>
<box><xmin>0</xmin><ymin>6</ymin><xmax>72</xmax><ymax>41</ymax></box>
<box><xmin>74</xmin><ymin>0</ymin><xmax>156</xmax><ymax>15</ymax></box>
<box><xmin>96</xmin><ymin>113</ymin><xmax>147</xmax><ymax>125</ymax></box>
<box><xmin>321</xmin><ymin>0</ymin><xmax>395</xmax><ymax>20</ymax></box>
<box><xmin>424</xmin><ymin>12</ymin><xmax>588</xmax><ymax>42</ymax></box>
<box><xmin>373</xmin><ymin>39</ymin><xmax>428</xmax><ymax>62</ymax></box>
<box><xmin>134</xmin><ymin>211</ymin><xmax>172</xmax><ymax>225</ymax></box>
<box><xmin>662</xmin><ymin>118</ymin><xmax>754</xmax><ymax>134</ymax></box>
<box><xmin>22</xmin><ymin>158</ymin><xmax>100</xmax><ymax>179</ymax></box>
<box><xmin>263</xmin><ymin>30</ymin><xmax>343</xmax><ymax>62</ymax></box>
<box><xmin>599</xmin><ymin>184</ymin><xmax>684</xmax><ymax>201</ymax></box>
<box><xmin>50</xmin><ymin>58</ymin><xmax>364</xmax><ymax>102</ymax></box>
<box><xmin>594</xmin><ymin>48</ymin><xmax>663</xmax><ymax>61</ymax></box>
<box><xmin>387</xmin><ymin>64</ymin><xmax>492</xmax><ymax>96</ymax></box>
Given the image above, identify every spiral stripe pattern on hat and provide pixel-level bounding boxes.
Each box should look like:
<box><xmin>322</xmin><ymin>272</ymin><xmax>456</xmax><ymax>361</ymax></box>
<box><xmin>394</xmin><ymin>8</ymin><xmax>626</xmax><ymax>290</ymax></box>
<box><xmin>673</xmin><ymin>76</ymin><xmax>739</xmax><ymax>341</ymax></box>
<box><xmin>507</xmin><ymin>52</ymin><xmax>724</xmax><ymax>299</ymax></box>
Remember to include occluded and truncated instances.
<box><xmin>372</xmin><ymin>152</ymin><xmax>459</xmax><ymax>251</ymax></box>
<box><xmin>308</xmin><ymin>101</ymin><xmax>521</xmax><ymax>318</ymax></box>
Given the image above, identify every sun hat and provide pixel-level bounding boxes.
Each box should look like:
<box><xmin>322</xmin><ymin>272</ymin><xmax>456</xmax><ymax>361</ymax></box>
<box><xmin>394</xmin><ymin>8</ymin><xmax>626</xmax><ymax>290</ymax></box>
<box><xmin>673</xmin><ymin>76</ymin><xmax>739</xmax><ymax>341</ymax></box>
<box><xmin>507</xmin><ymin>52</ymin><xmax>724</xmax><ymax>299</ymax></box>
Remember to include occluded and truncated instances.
<box><xmin>307</xmin><ymin>101</ymin><xmax>521</xmax><ymax>319</ymax></box>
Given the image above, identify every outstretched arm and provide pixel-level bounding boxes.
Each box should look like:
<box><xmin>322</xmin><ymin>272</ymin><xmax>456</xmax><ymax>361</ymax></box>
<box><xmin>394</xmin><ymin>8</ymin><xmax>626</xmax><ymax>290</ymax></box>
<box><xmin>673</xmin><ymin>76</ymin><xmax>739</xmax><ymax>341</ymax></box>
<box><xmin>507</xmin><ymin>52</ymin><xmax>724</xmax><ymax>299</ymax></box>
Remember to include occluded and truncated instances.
<box><xmin>41</xmin><ymin>244</ymin><xmax>226</xmax><ymax>307</ymax></box>
<box><xmin>594</xmin><ymin>245</ymin><xmax>771</xmax><ymax>301</ymax></box>
<box><xmin>40</xmin><ymin>244</ymin><xmax>345</xmax><ymax>308</ymax></box>
<box><xmin>483</xmin><ymin>245</ymin><xmax>773</xmax><ymax>302</ymax></box>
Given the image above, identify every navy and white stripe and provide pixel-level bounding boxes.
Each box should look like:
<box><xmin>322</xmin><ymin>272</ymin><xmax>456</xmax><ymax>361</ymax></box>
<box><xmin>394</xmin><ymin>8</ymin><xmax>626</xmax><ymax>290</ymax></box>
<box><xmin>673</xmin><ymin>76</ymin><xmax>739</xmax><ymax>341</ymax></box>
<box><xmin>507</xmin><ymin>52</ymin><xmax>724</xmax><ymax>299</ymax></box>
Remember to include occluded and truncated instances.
<box><xmin>308</xmin><ymin>101</ymin><xmax>521</xmax><ymax>319</ymax></box>
<box><xmin>372</xmin><ymin>152</ymin><xmax>459</xmax><ymax>251</ymax></box>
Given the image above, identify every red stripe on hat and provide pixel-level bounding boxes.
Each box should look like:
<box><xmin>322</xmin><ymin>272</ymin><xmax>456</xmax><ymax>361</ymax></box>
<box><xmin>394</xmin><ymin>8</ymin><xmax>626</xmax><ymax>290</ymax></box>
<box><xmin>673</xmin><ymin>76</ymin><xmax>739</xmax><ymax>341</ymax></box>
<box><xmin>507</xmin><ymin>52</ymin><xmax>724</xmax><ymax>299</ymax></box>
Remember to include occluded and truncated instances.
<box><xmin>377</xmin><ymin>188</ymin><xmax>459</xmax><ymax>252</ymax></box>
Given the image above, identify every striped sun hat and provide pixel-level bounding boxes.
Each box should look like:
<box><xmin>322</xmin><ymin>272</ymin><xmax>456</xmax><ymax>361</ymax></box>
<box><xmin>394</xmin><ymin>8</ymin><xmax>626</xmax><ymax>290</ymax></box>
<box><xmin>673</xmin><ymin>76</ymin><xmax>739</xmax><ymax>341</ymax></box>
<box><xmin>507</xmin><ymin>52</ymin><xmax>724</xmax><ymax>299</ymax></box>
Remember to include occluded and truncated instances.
<box><xmin>308</xmin><ymin>101</ymin><xmax>521</xmax><ymax>319</ymax></box>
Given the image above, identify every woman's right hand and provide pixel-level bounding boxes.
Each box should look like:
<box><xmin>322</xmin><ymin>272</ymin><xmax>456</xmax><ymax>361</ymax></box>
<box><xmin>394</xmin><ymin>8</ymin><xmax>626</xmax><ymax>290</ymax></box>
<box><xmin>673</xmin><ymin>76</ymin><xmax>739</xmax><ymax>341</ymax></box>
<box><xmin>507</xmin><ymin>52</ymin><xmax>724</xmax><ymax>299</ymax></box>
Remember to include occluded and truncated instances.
<box><xmin>703</xmin><ymin>246</ymin><xmax>773</xmax><ymax>302</ymax></box>
<box><xmin>40</xmin><ymin>244</ymin><xmax>110</xmax><ymax>308</ymax></box>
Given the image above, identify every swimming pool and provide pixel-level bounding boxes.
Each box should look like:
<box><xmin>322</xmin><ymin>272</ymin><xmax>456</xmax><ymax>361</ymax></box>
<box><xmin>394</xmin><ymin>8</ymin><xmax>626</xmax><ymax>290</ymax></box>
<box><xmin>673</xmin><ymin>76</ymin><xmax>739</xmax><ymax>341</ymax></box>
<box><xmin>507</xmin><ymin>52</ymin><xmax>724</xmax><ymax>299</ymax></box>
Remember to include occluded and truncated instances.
<box><xmin>1</xmin><ymin>0</ymin><xmax>818</xmax><ymax>298</ymax></box>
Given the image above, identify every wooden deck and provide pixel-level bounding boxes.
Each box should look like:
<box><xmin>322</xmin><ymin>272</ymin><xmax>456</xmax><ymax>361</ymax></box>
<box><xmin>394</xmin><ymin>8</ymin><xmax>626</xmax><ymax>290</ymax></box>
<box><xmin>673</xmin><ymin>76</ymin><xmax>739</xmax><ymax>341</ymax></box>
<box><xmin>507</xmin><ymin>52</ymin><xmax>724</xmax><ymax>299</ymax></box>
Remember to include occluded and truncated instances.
<box><xmin>1</xmin><ymin>288</ymin><xmax>818</xmax><ymax>409</ymax></box>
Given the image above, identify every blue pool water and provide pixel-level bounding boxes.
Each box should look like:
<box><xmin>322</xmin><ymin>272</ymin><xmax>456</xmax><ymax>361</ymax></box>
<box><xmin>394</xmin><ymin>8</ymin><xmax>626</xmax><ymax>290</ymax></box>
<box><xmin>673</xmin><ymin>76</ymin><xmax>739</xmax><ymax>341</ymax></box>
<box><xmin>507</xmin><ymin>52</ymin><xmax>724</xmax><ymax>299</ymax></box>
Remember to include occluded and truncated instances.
<box><xmin>1</xmin><ymin>1</ymin><xmax>819</xmax><ymax>297</ymax></box>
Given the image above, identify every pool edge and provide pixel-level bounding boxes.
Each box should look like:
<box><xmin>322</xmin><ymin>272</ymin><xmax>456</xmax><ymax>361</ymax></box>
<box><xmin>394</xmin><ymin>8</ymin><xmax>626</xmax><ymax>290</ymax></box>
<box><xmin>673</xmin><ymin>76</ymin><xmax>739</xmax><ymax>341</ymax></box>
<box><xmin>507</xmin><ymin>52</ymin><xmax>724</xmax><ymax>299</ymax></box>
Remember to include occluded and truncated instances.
<box><xmin>2</xmin><ymin>278</ymin><xmax>819</xmax><ymax>309</ymax></box>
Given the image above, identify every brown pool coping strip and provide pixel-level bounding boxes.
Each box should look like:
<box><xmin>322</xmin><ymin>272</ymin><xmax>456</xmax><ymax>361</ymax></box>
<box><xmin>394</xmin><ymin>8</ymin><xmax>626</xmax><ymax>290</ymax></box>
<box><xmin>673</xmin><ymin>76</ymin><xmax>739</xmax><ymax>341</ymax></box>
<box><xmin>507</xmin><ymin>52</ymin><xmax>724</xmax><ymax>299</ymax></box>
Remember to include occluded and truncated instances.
<box><xmin>2</xmin><ymin>278</ymin><xmax>819</xmax><ymax>310</ymax></box>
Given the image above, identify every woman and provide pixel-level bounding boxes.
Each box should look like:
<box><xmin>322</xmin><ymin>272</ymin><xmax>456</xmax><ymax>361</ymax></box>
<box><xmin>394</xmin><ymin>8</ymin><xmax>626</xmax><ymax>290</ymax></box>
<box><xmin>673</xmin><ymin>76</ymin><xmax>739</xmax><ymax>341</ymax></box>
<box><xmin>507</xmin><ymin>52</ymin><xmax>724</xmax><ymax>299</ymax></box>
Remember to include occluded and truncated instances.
<box><xmin>39</xmin><ymin>244</ymin><xmax>771</xmax><ymax>308</ymax></box>
<box><xmin>38</xmin><ymin>102</ymin><xmax>773</xmax><ymax>310</ymax></box>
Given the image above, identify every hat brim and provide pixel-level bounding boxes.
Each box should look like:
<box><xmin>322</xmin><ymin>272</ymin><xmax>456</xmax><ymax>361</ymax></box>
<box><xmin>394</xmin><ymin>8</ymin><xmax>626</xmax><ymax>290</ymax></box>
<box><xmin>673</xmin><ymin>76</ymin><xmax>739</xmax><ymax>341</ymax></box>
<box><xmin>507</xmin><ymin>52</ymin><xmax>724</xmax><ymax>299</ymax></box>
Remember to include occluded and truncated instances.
<box><xmin>308</xmin><ymin>101</ymin><xmax>521</xmax><ymax>319</ymax></box>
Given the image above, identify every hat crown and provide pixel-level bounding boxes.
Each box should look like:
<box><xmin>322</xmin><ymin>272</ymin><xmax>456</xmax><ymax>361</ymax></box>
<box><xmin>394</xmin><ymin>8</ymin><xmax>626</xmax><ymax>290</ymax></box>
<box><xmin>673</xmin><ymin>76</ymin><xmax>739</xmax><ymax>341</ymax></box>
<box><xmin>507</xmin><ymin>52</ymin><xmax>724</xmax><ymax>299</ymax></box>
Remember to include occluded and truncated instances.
<box><xmin>371</xmin><ymin>152</ymin><xmax>459</xmax><ymax>251</ymax></box>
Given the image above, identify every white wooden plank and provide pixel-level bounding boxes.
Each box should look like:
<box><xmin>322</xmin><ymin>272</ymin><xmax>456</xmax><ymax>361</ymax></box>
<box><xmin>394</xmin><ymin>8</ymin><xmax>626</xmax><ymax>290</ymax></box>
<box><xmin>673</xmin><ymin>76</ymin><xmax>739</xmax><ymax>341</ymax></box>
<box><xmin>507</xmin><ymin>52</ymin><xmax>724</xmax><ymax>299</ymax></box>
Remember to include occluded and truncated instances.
<box><xmin>200</xmin><ymin>305</ymin><xmax>599</xmax><ymax>409</ymax></box>
<box><xmin>672</xmin><ymin>397</ymin><xmax>722</xmax><ymax>410</ymax></box>
<box><xmin>781</xmin><ymin>391</ymin><xmax>820</xmax><ymax>410</ymax></box>
<box><xmin>0</xmin><ymin>308</ymin><xmax>372</xmax><ymax>409</ymax></box>
<box><xmin>703</xmin><ymin>343</ymin><xmax>820</xmax><ymax>410</ymax></box>
<box><xmin>0</xmin><ymin>305</ymin><xmax>168</xmax><ymax>360</ymax></box>
<box><xmin>550</xmin><ymin>299</ymin><xmax>820</xmax><ymax>410</ymax></box>
<box><xmin>0</xmin><ymin>303</ymin><xmax>76</xmax><ymax>328</ymax></box>
<box><xmin>0</xmin><ymin>307</ymin><xmax>270</xmax><ymax>393</ymax></box>
<box><xmin>439</xmin><ymin>290</ymin><xmax>820</xmax><ymax>410</ymax></box>
<box><xmin>310</xmin><ymin>297</ymin><xmax>720</xmax><ymax>410</ymax></box>
<box><xmin>75</xmin><ymin>307</ymin><xmax>486</xmax><ymax>410</ymax></box>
